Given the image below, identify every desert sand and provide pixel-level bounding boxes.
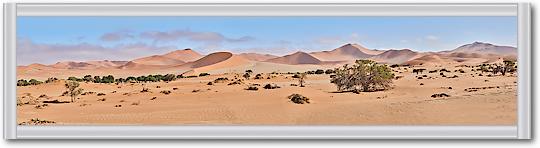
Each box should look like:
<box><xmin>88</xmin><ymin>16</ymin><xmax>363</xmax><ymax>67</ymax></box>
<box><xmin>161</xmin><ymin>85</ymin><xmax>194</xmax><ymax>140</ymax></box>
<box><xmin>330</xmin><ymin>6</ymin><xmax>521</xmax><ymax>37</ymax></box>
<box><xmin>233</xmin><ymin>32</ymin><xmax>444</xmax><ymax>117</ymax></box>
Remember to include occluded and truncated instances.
<box><xmin>16</xmin><ymin>42</ymin><xmax>518</xmax><ymax>125</ymax></box>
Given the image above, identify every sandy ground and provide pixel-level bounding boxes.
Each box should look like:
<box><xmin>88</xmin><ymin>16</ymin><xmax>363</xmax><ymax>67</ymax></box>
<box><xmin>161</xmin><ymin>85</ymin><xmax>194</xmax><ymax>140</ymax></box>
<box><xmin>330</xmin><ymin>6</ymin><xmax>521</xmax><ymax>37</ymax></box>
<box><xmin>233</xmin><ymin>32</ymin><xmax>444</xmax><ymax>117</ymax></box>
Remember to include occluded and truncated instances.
<box><xmin>16</xmin><ymin>65</ymin><xmax>517</xmax><ymax>125</ymax></box>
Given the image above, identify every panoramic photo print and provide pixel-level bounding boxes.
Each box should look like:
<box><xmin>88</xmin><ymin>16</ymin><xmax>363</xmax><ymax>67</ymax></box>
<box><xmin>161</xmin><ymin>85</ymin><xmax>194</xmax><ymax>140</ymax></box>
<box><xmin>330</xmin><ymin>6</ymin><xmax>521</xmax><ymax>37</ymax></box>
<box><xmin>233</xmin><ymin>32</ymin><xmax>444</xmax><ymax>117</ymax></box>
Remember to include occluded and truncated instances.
<box><xmin>16</xmin><ymin>16</ymin><xmax>518</xmax><ymax>125</ymax></box>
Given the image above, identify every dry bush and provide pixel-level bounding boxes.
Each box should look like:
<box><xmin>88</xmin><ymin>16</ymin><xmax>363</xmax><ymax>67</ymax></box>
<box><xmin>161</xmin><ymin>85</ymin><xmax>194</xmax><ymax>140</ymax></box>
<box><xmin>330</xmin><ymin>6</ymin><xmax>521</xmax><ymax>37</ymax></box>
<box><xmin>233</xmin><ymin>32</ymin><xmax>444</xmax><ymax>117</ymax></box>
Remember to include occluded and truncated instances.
<box><xmin>263</xmin><ymin>83</ymin><xmax>280</xmax><ymax>89</ymax></box>
<box><xmin>160</xmin><ymin>90</ymin><xmax>171</xmax><ymax>95</ymax></box>
<box><xmin>245</xmin><ymin>85</ymin><xmax>259</xmax><ymax>91</ymax></box>
<box><xmin>288</xmin><ymin>94</ymin><xmax>310</xmax><ymax>104</ymax></box>
<box><xmin>431</xmin><ymin>93</ymin><xmax>450</xmax><ymax>98</ymax></box>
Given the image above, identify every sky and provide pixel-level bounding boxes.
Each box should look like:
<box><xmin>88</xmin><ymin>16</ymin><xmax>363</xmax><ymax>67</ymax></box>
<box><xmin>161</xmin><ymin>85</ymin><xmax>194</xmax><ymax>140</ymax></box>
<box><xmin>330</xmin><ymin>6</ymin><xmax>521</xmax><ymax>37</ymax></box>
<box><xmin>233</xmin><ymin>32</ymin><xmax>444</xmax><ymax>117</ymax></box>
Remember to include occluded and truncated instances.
<box><xmin>17</xmin><ymin>16</ymin><xmax>517</xmax><ymax>65</ymax></box>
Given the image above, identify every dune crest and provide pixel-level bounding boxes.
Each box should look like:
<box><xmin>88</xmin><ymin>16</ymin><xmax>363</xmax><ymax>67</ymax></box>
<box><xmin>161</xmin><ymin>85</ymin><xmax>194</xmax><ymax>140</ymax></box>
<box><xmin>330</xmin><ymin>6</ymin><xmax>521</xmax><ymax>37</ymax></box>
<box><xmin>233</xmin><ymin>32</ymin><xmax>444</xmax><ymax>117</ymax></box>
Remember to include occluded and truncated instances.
<box><xmin>266</xmin><ymin>51</ymin><xmax>322</xmax><ymax>65</ymax></box>
<box><xmin>310</xmin><ymin>43</ymin><xmax>381</xmax><ymax>61</ymax></box>
<box><xmin>162</xmin><ymin>48</ymin><xmax>203</xmax><ymax>62</ymax></box>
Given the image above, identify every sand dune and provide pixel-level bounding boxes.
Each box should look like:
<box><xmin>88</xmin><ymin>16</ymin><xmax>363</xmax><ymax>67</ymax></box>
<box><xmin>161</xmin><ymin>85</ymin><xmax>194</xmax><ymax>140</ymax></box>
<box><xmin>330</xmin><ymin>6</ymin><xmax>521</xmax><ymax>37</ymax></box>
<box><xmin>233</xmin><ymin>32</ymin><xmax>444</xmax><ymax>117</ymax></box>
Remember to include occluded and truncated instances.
<box><xmin>179</xmin><ymin>52</ymin><xmax>252</xmax><ymax>75</ymax></box>
<box><xmin>131</xmin><ymin>55</ymin><xmax>185</xmax><ymax>66</ymax></box>
<box><xmin>162</xmin><ymin>48</ymin><xmax>203</xmax><ymax>62</ymax></box>
<box><xmin>448</xmin><ymin>42</ymin><xmax>517</xmax><ymax>56</ymax></box>
<box><xmin>17</xmin><ymin>42</ymin><xmax>518</xmax><ymax>80</ymax></box>
<box><xmin>310</xmin><ymin>43</ymin><xmax>382</xmax><ymax>61</ymax></box>
<box><xmin>370</xmin><ymin>49</ymin><xmax>423</xmax><ymax>64</ymax></box>
<box><xmin>237</xmin><ymin>53</ymin><xmax>279</xmax><ymax>61</ymax></box>
<box><xmin>266</xmin><ymin>52</ymin><xmax>322</xmax><ymax>65</ymax></box>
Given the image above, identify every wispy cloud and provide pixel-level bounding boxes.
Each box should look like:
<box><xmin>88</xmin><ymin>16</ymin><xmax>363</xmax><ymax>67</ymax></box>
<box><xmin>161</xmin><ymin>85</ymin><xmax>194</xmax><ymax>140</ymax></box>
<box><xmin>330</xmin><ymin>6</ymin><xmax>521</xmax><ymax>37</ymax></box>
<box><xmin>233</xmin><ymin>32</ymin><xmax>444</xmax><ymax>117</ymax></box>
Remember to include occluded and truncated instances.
<box><xmin>100</xmin><ymin>30</ymin><xmax>134</xmax><ymax>42</ymax></box>
<box><xmin>139</xmin><ymin>29</ymin><xmax>255</xmax><ymax>43</ymax></box>
<box><xmin>17</xmin><ymin>38</ymin><xmax>175</xmax><ymax>65</ymax></box>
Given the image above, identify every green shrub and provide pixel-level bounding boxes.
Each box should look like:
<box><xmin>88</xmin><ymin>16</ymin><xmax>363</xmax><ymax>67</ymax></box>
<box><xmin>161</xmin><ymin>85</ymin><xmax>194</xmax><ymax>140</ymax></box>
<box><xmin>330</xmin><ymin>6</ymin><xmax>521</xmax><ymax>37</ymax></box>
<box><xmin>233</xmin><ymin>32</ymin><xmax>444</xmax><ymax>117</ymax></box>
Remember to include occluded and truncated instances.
<box><xmin>330</xmin><ymin>60</ymin><xmax>394</xmax><ymax>92</ymax></box>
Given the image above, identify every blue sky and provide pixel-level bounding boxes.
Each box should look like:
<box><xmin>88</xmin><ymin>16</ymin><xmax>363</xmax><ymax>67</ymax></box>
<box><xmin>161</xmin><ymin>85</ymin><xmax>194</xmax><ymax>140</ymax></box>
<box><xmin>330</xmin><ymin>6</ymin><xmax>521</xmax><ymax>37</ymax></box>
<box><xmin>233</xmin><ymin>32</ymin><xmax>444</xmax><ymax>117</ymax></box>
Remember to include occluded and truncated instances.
<box><xmin>17</xmin><ymin>16</ymin><xmax>517</xmax><ymax>65</ymax></box>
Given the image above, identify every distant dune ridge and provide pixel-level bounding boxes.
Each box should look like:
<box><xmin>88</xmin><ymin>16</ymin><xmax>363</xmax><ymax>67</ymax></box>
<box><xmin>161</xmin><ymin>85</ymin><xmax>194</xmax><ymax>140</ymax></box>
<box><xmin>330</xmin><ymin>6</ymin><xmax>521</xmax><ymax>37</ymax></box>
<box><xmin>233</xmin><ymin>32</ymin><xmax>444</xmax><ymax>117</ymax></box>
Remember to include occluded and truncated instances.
<box><xmin>310</xmin><ymin>43</ymin><xmax>383</xmax><ymax>61</ymax></box>
<box><xmin>17</xmin><ymin>42</ymin><xmax>517</xmax><ymax>79</ymax></box>
<box><xmin>448</xmin><ymin>42</ymin><xmax>517</xmax><ymax>56</ymax></box>
<box><xmin>237</xmin><ymin>53</ymin><xmax>279</xmax><ymax>61</ymax></box>
<box><xmin>265</xmin><ymin>51</ymin><xmax>322</xmax><ymax>65</ymax></box>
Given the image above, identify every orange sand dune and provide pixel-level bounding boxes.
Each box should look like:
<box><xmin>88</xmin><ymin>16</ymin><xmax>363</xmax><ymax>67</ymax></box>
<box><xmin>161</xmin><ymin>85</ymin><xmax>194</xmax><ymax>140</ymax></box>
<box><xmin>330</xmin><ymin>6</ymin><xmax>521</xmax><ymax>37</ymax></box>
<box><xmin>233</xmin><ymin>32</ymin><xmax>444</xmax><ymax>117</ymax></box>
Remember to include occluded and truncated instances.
<box><xmin>237</xmin><ymin>53</ymin><xmax>279</xmax><ymax>61</ymax></box>
<box><xmin>266</xmin><ymin>52</ymin><xmax>322</xmax><ymax>65</ymax></box>
<box><xmin>162</xmin><ymin>49</ymin><xmax>203</xmax><ymax>62</ymax></box>
<box><xmin>310</xmin><ymin>43</ymin><xmax>382</xmax><ymax>61</ymax></box>
<box><xmin>370</xmin><ymin>49</ymin><xmax>423</xmax><ymax>64</ymax></box>
<box><xmin>131</xmin><ymin>55</ymin><xmax>185</xmax><ymax>66</ymax></box>
<box><xmin>178</xmin><ymin>52</ymin><xmax>252</xmax><ymax>75</ymax></box>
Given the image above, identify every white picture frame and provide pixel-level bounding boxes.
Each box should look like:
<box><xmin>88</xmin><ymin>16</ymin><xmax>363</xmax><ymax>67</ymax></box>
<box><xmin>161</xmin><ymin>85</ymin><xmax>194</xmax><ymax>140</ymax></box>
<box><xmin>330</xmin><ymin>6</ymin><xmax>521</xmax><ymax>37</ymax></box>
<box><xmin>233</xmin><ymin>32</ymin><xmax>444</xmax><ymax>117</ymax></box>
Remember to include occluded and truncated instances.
<box><xmin>3</xmin><ymin>3</ymin><xmax>531</xmax><ymax>139</ymax></box>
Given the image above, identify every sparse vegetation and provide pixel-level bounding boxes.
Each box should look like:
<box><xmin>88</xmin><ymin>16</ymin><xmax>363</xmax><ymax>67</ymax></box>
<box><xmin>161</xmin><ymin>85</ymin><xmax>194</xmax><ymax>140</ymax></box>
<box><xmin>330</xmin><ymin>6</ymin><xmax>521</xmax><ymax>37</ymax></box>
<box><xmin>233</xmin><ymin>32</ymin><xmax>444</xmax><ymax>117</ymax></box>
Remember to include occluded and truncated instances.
<box><xmin>297</xmin><ymin>73</ymin><xmax>307</xmax><ymax>87</ymax></box>
<box><xmin>431</xmin><ymin>93</ymin><xmax>450</xmax><ymax>98</ymax></box>
<box><xmin>245</xmin><ymin>85</ymin><xmax>259</xmax><ymax>91</ymax></box>
<box><xmin>288</xmin><ymin>94</ymin><xmax>310</xmax><ymax>104</ymax></box>
<box><xmin>65</xmin><ymin>80</ymin><xmax>84</xmax><ymax>102</ymax></box>
<box><xmin>263</xmin><ymin>83</ymin><xmax>281</xmax><ymax>89</ymax></box>
<box><xmin>160</xmin><ymin>90</ymin><xmax>171</xmax><ymax>95</ymax></box>
<box><xmin>330</xmin><ymin>60</ymin><xmax>394</xmax><ymax>92</ymax></box>
<box><xmin>199</xmin><ymin>73</ymin><xmax>210</xmax><ymax>77</ymax></box>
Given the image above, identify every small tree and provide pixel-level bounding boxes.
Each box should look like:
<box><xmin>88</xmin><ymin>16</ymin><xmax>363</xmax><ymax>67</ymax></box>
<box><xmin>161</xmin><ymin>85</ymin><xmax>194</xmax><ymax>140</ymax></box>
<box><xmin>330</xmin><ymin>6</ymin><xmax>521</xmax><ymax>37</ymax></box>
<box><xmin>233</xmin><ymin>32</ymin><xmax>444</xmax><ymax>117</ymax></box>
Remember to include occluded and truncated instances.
<box><xmin>330</xmin><ymin>60</ymin><xmax>394</xmax><ymax>92</ymax></box>
<box><xmin>83</xmin><ymin>75</ymin><xmax>94</xmax><ymax>82</ymax></box>
<box><xmin>65</xmin><ymin>80</ymin><xmax>84</xmax><ymax>102</ymax></box>
<box><xmin>162</xmin><ymin>74</ymin><xmax>176</xmax><ymax>82</ymax></box>
<box><xmin>502</xmin><ymin>60</ymin><xmax>516</xmax><ymax>76</ymax></box>
<box><xmin>243</xmin><ymin>72</ymin><xmax>251</xmax><ymax>80</ymax></box>
<box><xmin>298</xmin><ymin>73</ymin><xmax>307</xmax><ymax>87</ymax></box>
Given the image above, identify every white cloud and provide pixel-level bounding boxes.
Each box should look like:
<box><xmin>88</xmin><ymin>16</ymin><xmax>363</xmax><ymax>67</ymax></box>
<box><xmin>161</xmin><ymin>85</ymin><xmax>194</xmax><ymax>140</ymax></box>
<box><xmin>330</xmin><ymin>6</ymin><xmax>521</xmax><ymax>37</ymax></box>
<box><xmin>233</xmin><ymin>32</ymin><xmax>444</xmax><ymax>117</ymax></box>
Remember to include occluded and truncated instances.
<box><xmin>17</xmin><ymin>38</ymin><xmax>176</xmax><ymax>65</ymax></box>
<box><xmin>425</xmin><ymin>35</ymin><xmax>439</xmax><ymax>41</ymax></box>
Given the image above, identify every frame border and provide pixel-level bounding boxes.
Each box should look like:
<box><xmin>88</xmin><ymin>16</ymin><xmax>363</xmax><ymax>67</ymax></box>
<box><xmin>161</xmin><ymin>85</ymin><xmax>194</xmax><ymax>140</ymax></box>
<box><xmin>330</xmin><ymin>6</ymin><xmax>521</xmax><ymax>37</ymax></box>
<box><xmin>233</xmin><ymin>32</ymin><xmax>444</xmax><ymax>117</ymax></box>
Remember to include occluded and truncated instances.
<box><xmin>3</xmin><ymin>3</ymin><xmax>531</xmax><ymax>139</ymax></box>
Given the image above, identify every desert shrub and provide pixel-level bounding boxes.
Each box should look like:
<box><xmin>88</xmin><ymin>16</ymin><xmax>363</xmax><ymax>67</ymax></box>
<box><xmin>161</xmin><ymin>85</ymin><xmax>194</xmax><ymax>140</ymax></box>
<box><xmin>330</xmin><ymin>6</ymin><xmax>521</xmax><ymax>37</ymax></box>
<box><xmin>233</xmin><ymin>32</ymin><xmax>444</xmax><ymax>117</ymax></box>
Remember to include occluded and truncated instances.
<box><xmin>28</xmin><ymin>79</ymin><xmax>43</xmax><ymax>85</ymax></box>
<box><xmin>254</xmin><ymin>74</ymin><xmax>264</xmax><ymax>79</ymax></box>
<box><xmin>245</xmin><ymin>85</ymin><xmax>259</xmax><ymax>91</ymax></box>
<box><xmin>315</xmin><ymin>69</ymin><xmax>325</xmax><ymax>74</ymax></box>
<box><xmin>65</xmin><ymin>81</ymin><xmax>84</xmax><ymax>102</ymax></box>
<box><xmin>141</xmin><ymin>88</ymin><xmax>150</xmax><ymax>93</ymax></box>
<box><xmin>176</xmin><ymin>74</ymin><xmax>184</xmax><ymax>79</ymax></box>
<box><xmin>185</xmin><ymin>75</ymin><xmax>198</xmax><ymax>78</ymax></box>
<box><xmin>199</xmin><ymin>73</ymin><xmax>210</xmax><ymax>77</ymax></box>
<box><xmin>162</xmin><ymin>74</ymin><xmax>176</xmax><ymax>82</ymax></box>
<box><xmin>431</xmin><ymin>93</ymin><xmax>450</xmax><ymax>98</ymax></box>
<box><xmin>97</xmin><ymin>98</ymin><xmax>106</xmax><ymax>101</ymax></box>
<box><xmin>160</xmin><ymin>90</ymin><xmax>171</xmax><ymax>95</ymax></box>
<box><xmin>288</xmin><ymin>94</ymin><xmax>310</xmax><ymax>104</ymax></box>
<box><xmin>502</xmin><ymin>60</ymin><xmax>516</xmax><ymax>75</ymax></box>
<box><xmin>243</xmin><ymin>72</ymin><xmax>251</xmax><ymax>80</ymax></box>
<box><xmin>245</xmin><ymin>70</ymin><xmax>253</xmax><ymax>73</ymax></box>
<box><xmin>150</xmin><ymin>97</ymin><xmax>157</xmax><ymax>100</ymax></box>
<box><xmin>325</xmin><ymin>69</ymin><xmax>334</xmax><ymax>74</ymax></box>
<box><xmin>18</xmin><ymin>118</ymin><xmax>56</xmax><ymax>125</ymax></box>
<box><xmin>330</xmin><ymin>60</ymin><xmax>394</xmax><ymax>92</ymax></box>
<box><xmin>45</xmin><ymin>77</ymin><xmax>58</xmax><ymax>83</ymax></box>
<box><xmin>207</xmin><ymin>82</ymin><xmax>213</xmax><ymax>85</ymax></box>
<box><xmin>228</xmin><ymin>80</ymin><xmax>243</xmax><ymax>85</ymax></box>
<box><xmin>83</xmin><ymin>75</ymin><xmax>94</xmax><ymax>82</ymax></box>
<box><xmin>68</xmin><ymin>76</ymin><xmax>82</xmax><ymax>82</ymax></box>
<box><xmin>412</xmin><ymin>68</ymin><xmax>426</xmax><ymax>74</ymax></box>
<box><xmin>214</xmin><ymin>77</ymin><xmax>229</xmax><ymax>83</ymax></box>
<box><xmin>263</xmin><ymin>83</ymin><xmax>281</xmax><ymax>89</ymax></box>
<box><xmin>292</xmin><ymin>74</ymin><xmax>301</xmax><ymax>78</ymax></box>
<box><xmin>97</xmin><ymin>93</ymin><xmax>106</xmax><ymax>96</ymax></box>
<box><xmin>17</xmin><ymin>79</ymin><xmax>29</xmax><ymax>86</ymax></box>
<box><xmin>439</xmin><ymin>69</ymin><xmax>451</xmax><ymax>72</ymax></box>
